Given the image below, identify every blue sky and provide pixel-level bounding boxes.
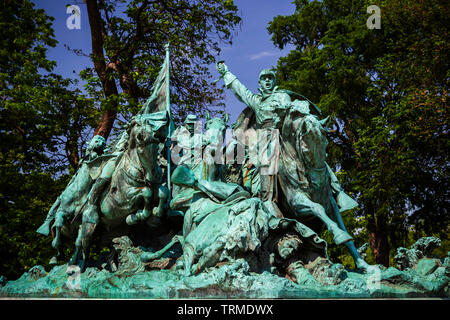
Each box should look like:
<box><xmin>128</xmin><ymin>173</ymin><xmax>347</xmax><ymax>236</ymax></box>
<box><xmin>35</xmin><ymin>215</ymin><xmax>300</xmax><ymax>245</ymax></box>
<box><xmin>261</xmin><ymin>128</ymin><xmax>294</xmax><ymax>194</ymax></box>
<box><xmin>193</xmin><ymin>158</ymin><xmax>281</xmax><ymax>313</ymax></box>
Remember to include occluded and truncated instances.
<box><xmin>34</xmin><ymin>0</ymin><xmax>296</xmax><ymax>124</ymax></box>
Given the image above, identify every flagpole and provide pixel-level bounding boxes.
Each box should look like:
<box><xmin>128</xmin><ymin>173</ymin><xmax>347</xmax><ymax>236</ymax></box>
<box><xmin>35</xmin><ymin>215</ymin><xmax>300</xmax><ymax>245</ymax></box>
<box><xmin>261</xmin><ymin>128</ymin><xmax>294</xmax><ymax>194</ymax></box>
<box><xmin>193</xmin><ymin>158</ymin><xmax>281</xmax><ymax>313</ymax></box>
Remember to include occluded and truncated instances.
<box><xmin>165</xmin><ymin>43</ymin><xmax>172</xmax><ymax>199</ymax></box>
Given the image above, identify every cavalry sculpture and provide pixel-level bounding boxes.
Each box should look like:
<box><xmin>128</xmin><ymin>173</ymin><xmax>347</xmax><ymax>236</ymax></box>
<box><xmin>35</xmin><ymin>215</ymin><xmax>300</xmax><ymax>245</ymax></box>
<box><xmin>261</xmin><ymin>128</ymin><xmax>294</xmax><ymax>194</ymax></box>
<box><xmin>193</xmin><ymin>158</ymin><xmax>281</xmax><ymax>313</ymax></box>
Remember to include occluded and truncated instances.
<box><xmin>37</xmin><ymin>57</ymin><xmax>373</xmax><ymax>280</ymax></box>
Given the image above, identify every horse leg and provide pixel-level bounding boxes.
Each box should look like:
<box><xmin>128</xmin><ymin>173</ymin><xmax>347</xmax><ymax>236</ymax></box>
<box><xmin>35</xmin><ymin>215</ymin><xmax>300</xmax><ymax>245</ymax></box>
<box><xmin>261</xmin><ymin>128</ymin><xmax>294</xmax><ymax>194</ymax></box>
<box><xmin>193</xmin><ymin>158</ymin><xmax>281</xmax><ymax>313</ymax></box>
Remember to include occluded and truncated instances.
<box><xmin>50</xmin><ymin>209</ymin><xmax>68</xmax><ymax>264</ymax></box>
<box><xmin>107</xmin><ymin>247</ymin><xmax>118</xmax><ymax>272</ymax></box>
<box><xmin>97</xmin><ymin>233</ymin><xmax>117</xmax><ymax>272</ymax></box>
<box><xmin>182</xmin><ymin>243</ymin><xmax>196</xmax><ymax>277</ymax></box>
<box><xmin>292</xmin><ymin>193</ymin><xmax>352</xmax><ymax>245</ymax></box>
<box><xmin>125</xmin><ymin>187</ymin><xmax>152</xmax><ymax>225</ymax></box>
<box><xmin>79</xmin><ymin>205</ymin><xmax>100</xmax><ymax>272</ymax></box>
<box><xmin>141</xmin><ymin>235</ymin><xmax>183</xmax><ymax>262</ymax></box>
<box><xmin>145</xmin><ymin>185</ymin><xmax>169</xmax><ymax>227</ymax></box>
<box><xmin>69</xmin><ymin>226</ymin><xmax>83</xmax><ymax>266</ymax></box>
<box><xmin>67</xmin><ymin>176</ymin><xmax>109</xmax><ymax>270</ymax></box>
<box><xmin>330</xmin><ymin>198</ymin><xmax>371</xmax><ymax>271</ymax></box>
<box><xmin>153</xmin><ymin>185</ymin><xmax>169</xmax><ymax>218</ymax></box>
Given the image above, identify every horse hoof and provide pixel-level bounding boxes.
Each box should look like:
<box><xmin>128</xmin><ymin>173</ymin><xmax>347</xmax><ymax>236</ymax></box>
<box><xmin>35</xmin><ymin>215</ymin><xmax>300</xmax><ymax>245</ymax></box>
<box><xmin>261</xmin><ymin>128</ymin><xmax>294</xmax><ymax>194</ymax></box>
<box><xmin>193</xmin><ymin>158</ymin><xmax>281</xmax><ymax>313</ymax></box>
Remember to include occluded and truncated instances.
<box><xmin>126</xmin><ymin>214</ymin><xmax>137</xmax><ymax>226</ymax></box>
<box><xmin>152</xmin><ymin>207</ymin><xmax>161</xmax><ymax>217</ymax></box>
<box><xmin>49</xmin><ymin>256</ymin><xmax>58</xmax><ymax>265</ymax></box>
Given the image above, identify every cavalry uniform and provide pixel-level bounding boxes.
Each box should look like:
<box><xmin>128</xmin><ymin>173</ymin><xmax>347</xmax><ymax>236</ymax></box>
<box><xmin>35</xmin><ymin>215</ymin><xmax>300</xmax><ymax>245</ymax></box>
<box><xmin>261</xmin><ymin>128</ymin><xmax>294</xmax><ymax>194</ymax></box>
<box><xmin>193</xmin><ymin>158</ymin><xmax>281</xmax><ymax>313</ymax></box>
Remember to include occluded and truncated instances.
<box><xmin>221</xmin><ymin>69</ymin><xmax>291</xmax><ymax>202</ymax></box>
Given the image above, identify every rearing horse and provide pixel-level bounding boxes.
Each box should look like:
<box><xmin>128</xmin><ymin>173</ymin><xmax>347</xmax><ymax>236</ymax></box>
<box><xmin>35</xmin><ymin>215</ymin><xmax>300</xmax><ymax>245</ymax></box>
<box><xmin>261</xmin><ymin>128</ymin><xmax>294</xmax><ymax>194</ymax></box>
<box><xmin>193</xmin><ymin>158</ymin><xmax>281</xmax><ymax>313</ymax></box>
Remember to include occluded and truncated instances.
<box><xmin>279</xmin><ymin>110</ymin><xmax>370</xmax><ymax>271</ymax></box>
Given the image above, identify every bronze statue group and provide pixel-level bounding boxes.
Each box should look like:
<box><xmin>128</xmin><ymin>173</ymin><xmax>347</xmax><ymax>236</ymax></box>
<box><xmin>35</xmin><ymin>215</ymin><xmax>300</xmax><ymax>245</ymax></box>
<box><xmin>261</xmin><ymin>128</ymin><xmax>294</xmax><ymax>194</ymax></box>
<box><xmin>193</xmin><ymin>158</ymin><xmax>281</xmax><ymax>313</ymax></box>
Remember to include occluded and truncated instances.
<box><xmin>37</xmin><ymin>62</ymin><xmax>373</xmax><ymax>285</ymax></box>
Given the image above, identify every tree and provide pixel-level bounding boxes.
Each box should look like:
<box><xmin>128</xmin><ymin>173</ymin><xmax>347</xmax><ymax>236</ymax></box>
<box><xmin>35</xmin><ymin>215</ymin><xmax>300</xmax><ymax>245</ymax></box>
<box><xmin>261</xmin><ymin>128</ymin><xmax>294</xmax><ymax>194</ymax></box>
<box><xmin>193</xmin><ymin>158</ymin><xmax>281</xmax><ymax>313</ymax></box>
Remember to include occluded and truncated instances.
<box><xmin>81</xmin><ymin>0</ymin><xmax>242</xmax><ymax>140</ymax></box>
<box><xmin>268</xmin><ymin>0</ymin><xmax>449</xmax><ymax>266</ymax></box>
<box><xmin>0</xmin><ymin>0</ymin><xmax>95</xmax><ymax>279</ymax></box>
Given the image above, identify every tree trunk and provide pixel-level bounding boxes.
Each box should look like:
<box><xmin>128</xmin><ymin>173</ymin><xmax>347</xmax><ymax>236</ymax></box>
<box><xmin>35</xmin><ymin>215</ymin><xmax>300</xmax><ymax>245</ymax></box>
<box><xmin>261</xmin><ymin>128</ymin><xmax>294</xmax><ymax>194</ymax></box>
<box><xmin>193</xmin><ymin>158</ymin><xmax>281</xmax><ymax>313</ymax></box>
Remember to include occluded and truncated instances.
<box><xmin>368</xmin><ymin>230</ymin><xmax>390</xmax><ymax>266</ymax></box>
<box><xmin>367</xmin><ymin>213</ymin><xmax>390</xmax><ymax>267</ymax></box>
<box><xmin>86</xmin><ymin>0</ymin><xmax>118</xmax><ymax>140</ymax></box>
<box><xmin>66</xmin><ymin>140</ymin><xmax>80</xmax><ymax>170</ymax></box>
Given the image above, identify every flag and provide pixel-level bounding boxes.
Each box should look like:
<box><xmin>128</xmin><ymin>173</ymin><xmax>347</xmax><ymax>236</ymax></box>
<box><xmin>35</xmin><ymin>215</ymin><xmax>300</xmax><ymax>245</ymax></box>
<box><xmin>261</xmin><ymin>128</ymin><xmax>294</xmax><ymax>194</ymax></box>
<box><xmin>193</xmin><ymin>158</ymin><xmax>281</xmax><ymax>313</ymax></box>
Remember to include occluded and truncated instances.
<box><xmin>139</xmin><ymin>45</ymin><xmax>171</xmax><ymax>116</ymax></box>
<box><xmin>138</xmin><ymin>43</ymin><xmax>174</xmax><ymax>194</ymax></box>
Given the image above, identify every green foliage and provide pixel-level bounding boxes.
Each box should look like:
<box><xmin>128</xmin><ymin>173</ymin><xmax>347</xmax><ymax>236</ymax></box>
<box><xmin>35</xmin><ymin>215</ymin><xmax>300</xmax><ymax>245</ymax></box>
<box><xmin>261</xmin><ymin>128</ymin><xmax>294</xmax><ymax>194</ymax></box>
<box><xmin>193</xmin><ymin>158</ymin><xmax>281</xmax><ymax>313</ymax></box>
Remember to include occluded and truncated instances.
<box><xmin>81</xmin><ymin>0</ymin><xmax>242</xmax><ymax>133</ymax></box>
<box><xmin>0</xmin><ymin>172</ymin><xmax>70</xmax><ymax>279</ymax></box>
<box><xmin>0</xmin><ymin>0</ymin><xmax>96</xmax><ymax>279</ymax></box>
<box><xmin>269</xmin><ymin>0</ymin><xmax>449</xmax><ymax>264</ymax></box>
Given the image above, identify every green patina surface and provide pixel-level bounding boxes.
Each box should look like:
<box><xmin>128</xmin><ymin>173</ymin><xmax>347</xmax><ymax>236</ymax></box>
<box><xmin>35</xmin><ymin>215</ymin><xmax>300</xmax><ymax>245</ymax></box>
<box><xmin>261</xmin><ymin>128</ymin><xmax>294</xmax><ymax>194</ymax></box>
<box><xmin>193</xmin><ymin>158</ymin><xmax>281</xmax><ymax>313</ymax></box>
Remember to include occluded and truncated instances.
<box><xmin>1</xmin><ymin>239</ymin><xmax>449</xmax><ymax>298</ymax></box>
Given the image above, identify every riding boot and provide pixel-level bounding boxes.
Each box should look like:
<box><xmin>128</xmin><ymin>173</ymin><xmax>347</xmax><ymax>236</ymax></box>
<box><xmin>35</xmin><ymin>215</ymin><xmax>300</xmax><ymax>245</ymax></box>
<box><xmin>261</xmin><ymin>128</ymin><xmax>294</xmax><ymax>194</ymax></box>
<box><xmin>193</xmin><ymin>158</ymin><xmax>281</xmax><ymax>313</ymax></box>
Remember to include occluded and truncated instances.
<box><xmin>332</xmin><ymin>228</ymin><xmax>353</xmax><ymax>245</ymax></box>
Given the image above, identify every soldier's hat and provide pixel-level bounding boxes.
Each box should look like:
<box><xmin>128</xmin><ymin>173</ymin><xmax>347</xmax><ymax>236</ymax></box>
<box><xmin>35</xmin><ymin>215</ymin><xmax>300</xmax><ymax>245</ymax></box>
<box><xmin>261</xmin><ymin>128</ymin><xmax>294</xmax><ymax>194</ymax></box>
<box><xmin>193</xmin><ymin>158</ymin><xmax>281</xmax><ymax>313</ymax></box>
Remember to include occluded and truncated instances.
<box><xmin>259</xmin><ymin>69</ymin><xmax>276</xmax><ymax>80</ymax></box>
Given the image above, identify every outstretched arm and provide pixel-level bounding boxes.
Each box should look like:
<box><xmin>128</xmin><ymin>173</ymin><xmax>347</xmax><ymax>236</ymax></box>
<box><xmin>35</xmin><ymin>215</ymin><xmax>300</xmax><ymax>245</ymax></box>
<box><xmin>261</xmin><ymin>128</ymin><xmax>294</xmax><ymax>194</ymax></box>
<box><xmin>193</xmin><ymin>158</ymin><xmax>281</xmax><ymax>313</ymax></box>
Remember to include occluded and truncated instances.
<box><xmin>216</xmin><ymin>62</ymin><xmax>259</xmax><ymax>110</ymax></box>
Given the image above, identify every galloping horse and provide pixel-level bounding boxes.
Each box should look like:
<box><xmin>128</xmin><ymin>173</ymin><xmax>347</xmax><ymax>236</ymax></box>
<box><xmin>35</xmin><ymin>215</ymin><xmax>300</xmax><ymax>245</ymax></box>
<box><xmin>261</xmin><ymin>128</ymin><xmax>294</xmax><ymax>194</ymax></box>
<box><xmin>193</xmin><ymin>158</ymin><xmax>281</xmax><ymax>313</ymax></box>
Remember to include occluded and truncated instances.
<box><xmin>67</xmin><ymin>113</ymin><xmax>169</xmax><ymax>271</ymax></box>
<box><xmin>278</xmin><ymin>108</ymin><xmax>370</xmax><ymax>271</ymax></box>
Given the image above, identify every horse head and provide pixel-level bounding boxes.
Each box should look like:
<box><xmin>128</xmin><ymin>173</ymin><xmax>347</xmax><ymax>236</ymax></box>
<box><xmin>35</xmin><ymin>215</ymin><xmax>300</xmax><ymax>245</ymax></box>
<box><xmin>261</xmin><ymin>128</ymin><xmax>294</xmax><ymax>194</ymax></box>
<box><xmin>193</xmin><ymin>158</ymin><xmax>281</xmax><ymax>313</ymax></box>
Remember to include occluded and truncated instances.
<box><xmin>126</xmin><ymin>114</ymin><xmax>164</xmax><ymax>183</ymax></box>
<box><xmin>203</xmin><ymin>113</ymin><xmax>229</xmax><ymax>181</ymax></box>
<box><xmin>204</xmin><ymin>113</ymin><xmax>228</xmax><ymax>148</ymax></box>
